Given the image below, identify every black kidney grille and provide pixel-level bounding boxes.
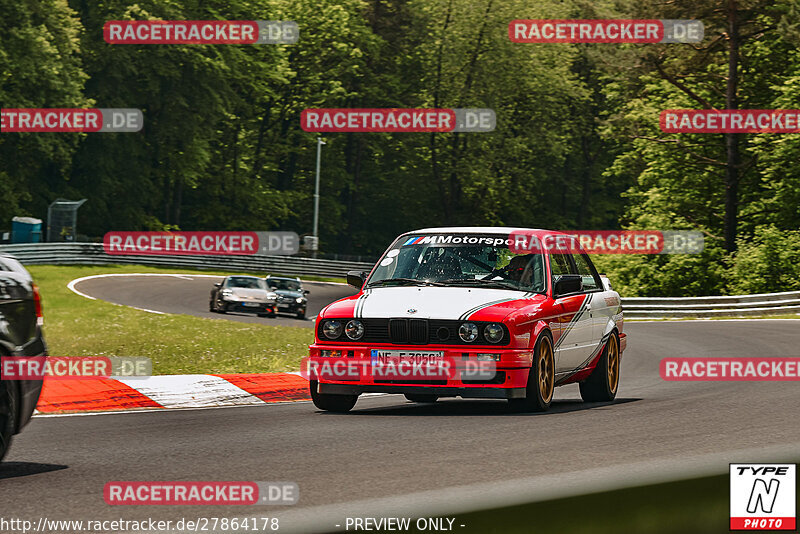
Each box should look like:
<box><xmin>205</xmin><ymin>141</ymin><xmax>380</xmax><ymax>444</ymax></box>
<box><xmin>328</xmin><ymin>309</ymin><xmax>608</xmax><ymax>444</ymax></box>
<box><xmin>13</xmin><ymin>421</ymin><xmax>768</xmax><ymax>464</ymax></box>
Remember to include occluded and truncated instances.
<box><xmin>318</xmin><ymin>318</ymin><xmax>508</xmax><ymax>345</ymax></box>
<box><xmin>389</xmin><ymin>319</ymin><xmax>408</xmax><ymax>343</ymax></box>
<box><xmin>409</xmin><ymin>319</ymin><xmax>428</xmax><ymax>344</ymax></box>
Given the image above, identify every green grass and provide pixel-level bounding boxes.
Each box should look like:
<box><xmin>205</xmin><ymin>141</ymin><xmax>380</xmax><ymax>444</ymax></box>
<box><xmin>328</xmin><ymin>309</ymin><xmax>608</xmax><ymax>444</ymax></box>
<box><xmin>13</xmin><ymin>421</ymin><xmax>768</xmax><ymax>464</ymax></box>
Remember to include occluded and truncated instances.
<box><xmin>28</xmin><ymin>264</ymin><xmax>317</xmax><ymax>375</ymax></box>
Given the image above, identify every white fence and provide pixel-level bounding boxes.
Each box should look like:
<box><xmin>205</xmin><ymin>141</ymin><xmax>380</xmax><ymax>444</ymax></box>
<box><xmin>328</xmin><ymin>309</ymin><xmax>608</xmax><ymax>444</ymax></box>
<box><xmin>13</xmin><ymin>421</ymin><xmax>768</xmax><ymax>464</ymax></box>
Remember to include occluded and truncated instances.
<box><xmin>2</xmin><ymin>243</ymin><xmax>797</xmax><ymax>318</ymax></box>
<box><xmin>621</xmin><ymin>291</ymin><xmax>800</xmax><ymax>318</ymax></box>
<box><xmin>0</xmin><ymin>242</ymin><xmax>374</xmax><ymax>278</ymax></box>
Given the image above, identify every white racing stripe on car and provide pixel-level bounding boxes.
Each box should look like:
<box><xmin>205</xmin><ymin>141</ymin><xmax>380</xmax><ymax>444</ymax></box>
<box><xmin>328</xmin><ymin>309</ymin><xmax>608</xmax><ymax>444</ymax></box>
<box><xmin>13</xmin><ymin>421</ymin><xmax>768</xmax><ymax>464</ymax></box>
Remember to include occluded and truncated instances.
<box><xmin>357</xmin><ymin>288</ymin><xmax>374</xmax><ymax>318</ymax></box>
<box><xmin>116</xmin><ymin>375</ymin><xmax>266</xmax><ymax>409</ymax></box>
<box><xmin>553</xmin><ymin>294</ymin><xmax>591</xmax><ymax>350</ymax></box>
<box><xmin>459</xmin><ymin>297</ymin><xmax>518</xmax><ymax>321</ymax></box>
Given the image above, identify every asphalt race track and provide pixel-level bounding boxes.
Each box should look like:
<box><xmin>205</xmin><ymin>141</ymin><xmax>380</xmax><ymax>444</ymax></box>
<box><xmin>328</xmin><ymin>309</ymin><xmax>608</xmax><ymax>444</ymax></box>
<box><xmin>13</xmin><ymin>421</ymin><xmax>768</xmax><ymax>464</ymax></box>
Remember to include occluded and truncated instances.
<box><xmin>3</xmin><ymin>312</ymin><xmax>800</xmax><ymax>531</ymax></box>
<box><xmin>71</xmin><ymin>274</ymin><xmax>358</xmax><ymax>327</ymax></box>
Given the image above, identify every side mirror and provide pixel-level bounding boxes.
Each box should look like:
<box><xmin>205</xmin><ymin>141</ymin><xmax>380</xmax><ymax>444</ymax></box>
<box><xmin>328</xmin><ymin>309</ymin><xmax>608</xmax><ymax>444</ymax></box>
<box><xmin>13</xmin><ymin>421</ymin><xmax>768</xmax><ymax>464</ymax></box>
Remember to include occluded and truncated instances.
<box><xmin>214</xmin><ymin>283</ymin><xmax>222</xmax><ymax>288</ymax></box>
<box><xmin>346</xmin><ymin>270</ymin><xmax>368</xmax><ymax>289</ymax></box>
<box><xmin>553</xmin><ymin>274</ymin><xmax>582</xmax><ymax>297</ymax></box>
<box><xmin>303</xmin><ymin>289</ymin><xmax>310</xmax><ymax>295</ymax></box>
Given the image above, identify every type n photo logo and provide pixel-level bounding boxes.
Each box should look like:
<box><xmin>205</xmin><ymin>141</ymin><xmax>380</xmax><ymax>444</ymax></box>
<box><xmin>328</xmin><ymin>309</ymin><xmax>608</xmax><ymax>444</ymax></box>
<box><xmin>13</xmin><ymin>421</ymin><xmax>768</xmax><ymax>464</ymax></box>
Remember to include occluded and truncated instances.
<box><xmin>730</xmin><ymin>464</ymin><xmax>796</xmax><ymax>530</ymax></box>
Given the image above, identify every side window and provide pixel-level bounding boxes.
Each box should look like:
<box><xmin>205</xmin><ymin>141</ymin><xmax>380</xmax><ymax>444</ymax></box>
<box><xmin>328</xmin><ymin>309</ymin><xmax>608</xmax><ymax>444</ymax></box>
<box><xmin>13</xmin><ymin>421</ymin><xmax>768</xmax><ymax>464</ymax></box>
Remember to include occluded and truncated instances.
<box><xmin>572</xmin><ymin>253</ymin><xmax>602</xmax><ymax>291</ymax></box>
<box><xmin>549</xmin><ymin>253</ymin><xmax>576</xmax><ymax>283</ymax></box>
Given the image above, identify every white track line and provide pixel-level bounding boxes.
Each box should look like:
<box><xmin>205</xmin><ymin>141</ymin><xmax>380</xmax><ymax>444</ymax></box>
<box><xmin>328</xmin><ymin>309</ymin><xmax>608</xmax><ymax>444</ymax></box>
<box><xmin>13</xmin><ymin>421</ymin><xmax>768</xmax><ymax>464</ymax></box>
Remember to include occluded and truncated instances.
<box><xmin>68</xmin><ymin>272</ymin><xmax>345</xmax><ymax>302</ymax></box>
<box><xmin>67</xmin><ymin>272</ymin><xmax>344</xmax><ymax>316</ymax></box>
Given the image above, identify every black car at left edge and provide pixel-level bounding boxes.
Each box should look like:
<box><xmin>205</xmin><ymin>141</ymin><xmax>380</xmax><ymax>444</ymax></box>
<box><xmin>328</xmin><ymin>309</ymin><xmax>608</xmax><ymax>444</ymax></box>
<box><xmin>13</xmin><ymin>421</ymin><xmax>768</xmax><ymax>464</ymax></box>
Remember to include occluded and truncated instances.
<box><xmin>0</xmin><ymin>254</ymin><xmax>46</xmax><ymax>461</ymax></box>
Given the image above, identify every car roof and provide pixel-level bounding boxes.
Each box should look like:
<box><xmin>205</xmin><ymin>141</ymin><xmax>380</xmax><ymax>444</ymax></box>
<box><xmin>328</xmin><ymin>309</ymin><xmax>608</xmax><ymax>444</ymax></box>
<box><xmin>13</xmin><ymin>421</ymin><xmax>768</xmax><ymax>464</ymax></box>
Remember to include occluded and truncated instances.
<box><xmin>266</xmin><ymin>276</ymin><xmax>301</xmax><ymax>281</ymax></box>
<box><xmin>403</xmin><ymin>226</ymin><xmax>573</xmax><ymax>237</ymax></box>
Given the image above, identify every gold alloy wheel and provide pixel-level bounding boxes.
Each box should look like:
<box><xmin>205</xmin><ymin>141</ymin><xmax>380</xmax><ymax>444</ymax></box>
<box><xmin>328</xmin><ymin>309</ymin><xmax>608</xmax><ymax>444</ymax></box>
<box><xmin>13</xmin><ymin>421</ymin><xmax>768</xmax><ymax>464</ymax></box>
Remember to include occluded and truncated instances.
<box><xmin>607</xmin><ymin>335</ymin><xmax>620</xmax><ymax>394</ymax></box>
<box><xmin>537</xmin><ymin>337</ymin><xmax>555</xmax><ymax>404</ymax></box>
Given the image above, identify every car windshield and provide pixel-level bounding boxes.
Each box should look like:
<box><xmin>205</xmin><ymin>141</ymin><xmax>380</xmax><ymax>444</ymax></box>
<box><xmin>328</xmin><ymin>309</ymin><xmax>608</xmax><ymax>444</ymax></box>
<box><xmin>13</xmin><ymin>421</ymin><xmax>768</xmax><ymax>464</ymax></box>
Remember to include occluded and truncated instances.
<box><xmin>225</xmin><ymin>277</ymin><xmax>267</xmax><ymax>290</ymax></box>
<box><xmin>267</xmin><ymin>279</ymin><xmax>301</xmax><ymax>291</ymax></box>
<box><xmin>366</xmin><ymin>233</ymin><xmax>546</xmax><ymax>292</ymax></box>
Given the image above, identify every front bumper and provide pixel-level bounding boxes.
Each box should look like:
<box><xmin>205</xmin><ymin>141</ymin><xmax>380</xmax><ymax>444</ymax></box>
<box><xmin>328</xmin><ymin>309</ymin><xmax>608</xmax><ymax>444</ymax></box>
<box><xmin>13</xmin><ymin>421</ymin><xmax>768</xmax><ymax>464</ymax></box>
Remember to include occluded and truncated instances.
<box><xmin>318</xmin><ymin>382</ymin><xmax>527</xmax><ymax>399</ymax></box>
<box><xmin>308</xmin><ymin>343</ymin><xmax>533</xmax><ymax>396</ymax></box>
<box><xmin>276</xmin><ymin>300</ymin><xmax>306</xmax><ymax>314</ymax></box>
<box><xmin>223</xmin><ymin>299</ymin><xmax>276</xmax><ymax>314</ymax></box>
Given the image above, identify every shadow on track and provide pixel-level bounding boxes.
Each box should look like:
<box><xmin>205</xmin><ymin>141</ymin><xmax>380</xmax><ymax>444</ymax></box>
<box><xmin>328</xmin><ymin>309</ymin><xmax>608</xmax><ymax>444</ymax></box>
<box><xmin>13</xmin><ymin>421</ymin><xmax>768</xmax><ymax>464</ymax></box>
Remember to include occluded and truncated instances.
<box><xmin>317</xmin><ymin>397</ymin><xmax>642</xmax><ymax>417</ymax></box>
<box><xmin>0</xmin><ymin>462</ymin><xmax>68</xmax><ymax>479</ymax></box>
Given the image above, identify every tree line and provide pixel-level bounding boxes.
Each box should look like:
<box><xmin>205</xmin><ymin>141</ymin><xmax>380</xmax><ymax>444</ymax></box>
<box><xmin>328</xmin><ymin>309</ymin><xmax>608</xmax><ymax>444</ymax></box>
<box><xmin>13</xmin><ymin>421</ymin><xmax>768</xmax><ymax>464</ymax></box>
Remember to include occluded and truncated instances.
<box><xmin>2</xmin><ymin>0</ymin><xmax>799</xmax><ymax>295</ymax></box>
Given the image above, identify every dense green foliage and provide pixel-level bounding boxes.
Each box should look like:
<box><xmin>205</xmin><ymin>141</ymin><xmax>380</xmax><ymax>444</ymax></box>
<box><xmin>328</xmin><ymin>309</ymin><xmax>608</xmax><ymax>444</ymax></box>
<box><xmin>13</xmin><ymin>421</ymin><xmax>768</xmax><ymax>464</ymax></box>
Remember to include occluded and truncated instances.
<box><xmin>2</xmin><ymin>0</ymin><xmax>799</xmax><ymax>295</ymax></box>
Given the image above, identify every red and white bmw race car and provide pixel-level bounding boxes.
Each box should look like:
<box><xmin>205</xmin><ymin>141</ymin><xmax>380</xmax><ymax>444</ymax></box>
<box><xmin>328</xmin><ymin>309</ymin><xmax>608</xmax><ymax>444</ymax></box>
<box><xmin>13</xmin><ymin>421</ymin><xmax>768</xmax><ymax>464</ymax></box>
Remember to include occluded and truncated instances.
<box><xmin>307</xmin><ymin>227</ymin><xmax>627</xmax><ymax>412</ymax></box>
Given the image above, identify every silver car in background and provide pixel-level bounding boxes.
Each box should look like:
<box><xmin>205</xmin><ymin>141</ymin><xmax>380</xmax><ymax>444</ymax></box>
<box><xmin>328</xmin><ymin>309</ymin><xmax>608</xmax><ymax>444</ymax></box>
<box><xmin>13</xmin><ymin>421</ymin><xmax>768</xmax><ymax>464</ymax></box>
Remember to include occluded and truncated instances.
<box><xmin>209</xmin><ymin>275</ymin><xmax>278</xmax><ymax>317</ymax></box>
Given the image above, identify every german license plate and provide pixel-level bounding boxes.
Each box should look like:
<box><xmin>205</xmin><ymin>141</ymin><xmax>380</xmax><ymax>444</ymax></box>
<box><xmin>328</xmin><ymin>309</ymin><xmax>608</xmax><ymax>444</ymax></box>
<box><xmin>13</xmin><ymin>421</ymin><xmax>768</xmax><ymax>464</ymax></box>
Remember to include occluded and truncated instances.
<box><xmin>243</xmin><ymin>302</ymin><xmax>260</xmax><ymax>307</ymax></box>
<box><xmin>278</xmin><ymin>304</ymin><xmax>290</xmax><ymax>309</ymax></box>
<box><xmin>370</xmin><ymin>350</ymin><xmax>444</xmax><ymax>366</ymax></box>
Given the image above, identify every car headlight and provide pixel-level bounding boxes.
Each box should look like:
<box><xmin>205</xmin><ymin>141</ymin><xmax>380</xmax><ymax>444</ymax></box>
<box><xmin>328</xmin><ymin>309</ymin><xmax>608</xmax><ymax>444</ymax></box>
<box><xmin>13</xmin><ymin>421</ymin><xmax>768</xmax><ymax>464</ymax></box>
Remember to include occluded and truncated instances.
<box><xmin>296</xmin><ymin>297</ymin><xmax>304</xmax><ymax>303</ymax></box>
<box><xmin>322</xmin><ymin>320</ymin><xmax>343</xmax><ymax>339</ymax></box>
<box><xmin>345</xmin><ymin>320</ymin><xmax>365</xmax><ymax>340</ymax></box>
<box><xmin>221</xmin><ymin>289</ymin><xmax>233</xmax><ymax>297</ymax></box>
<box><xmin>484</xmin><ymin>323</ymin><xmax>504</xmax><ymax>343</ymax></box>
<box><xmin>459</xmin><ymin>322</ymin><xmax>479</xmax><ymax>342</ymax></box>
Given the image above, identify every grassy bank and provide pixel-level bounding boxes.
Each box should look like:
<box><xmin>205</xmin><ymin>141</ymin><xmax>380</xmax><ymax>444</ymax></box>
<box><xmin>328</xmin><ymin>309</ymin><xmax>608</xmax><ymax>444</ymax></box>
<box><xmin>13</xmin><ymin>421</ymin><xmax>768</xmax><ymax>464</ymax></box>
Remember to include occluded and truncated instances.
<box><xmin>322</xmin><ymin>474</ymin><xmax>731</xmax><ymax>534</ymax></box>
<box><xmin>28</xmin><ymin>264</ymin><xmax>317</xmax><ymax>375</ymax></box>
<box><xmin>450</xmin><ymin>474</ymin><xmax>730</xmax><ymax>534</ymax></box>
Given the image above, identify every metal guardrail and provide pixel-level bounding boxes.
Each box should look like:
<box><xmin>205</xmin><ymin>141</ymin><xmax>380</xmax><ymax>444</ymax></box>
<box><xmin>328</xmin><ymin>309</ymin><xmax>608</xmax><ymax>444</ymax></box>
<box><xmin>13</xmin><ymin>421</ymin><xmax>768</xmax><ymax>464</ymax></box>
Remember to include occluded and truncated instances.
<box><xmin>621</xmin><ymin>291</ymin><xmax>800</xmax><ymax>318</ymax></box>
<box><xmin>0</xmin><ymin>242</ymin><xmax>374</xmax><ymax>278</ymax></box>
<box><xmin>2</xmin><ymin>243</ymin><xmax>797</xmax><ymax>318</ymax></box>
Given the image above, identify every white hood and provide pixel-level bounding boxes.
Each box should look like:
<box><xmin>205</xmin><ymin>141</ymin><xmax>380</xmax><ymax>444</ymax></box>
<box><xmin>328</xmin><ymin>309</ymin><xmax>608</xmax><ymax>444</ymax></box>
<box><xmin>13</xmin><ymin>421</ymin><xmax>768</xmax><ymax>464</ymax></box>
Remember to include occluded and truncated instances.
<box><xmin>355</xmin><ymin>286</ymin><xmax>524</xmax><ymax>320</ymax></box>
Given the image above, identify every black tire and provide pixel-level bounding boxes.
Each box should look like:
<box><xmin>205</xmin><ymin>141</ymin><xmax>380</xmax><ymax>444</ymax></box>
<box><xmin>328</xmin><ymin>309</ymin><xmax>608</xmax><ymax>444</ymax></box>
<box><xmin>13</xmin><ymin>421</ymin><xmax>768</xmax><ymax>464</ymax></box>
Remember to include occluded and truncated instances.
<box><xmin>579</xmin><ymin>332</ymin><xmax>620</xmax><ymax>403</ymax></box>
<box><xmin>209</xmin><ymin>300</ymin><xmax>216</xmax><ymax>312</ymax></box>
<box><xmin>404</xmin><ymin>394</ymin><xmax>438</xmax><ymax>403</ymax></box>
<box><xmin>309</xmin><ymin>380</ymin><xmax>358</xmax><ymax>412</ymax></box>
<box><xmin>508</xmin><ymin>332</ymin><xmax>555</xmax><ymax>413</ymax></box>
<box><xmin>0</xmin><ymin>381</ymin><xmax>18</xmax><ymax>462</ymax></box>
<box><xmin>268</xmin><ymin>310</ymin><xmax>277</xmax><ymax>318</ymax></box>
<box><xmin>217</xmin><ymin>300</ymin><xmax>227</xmax><ymax>314</ymax></box>
<box><xmin>257</xmin><ymin>313</ymin><xmax>268</xmax><ymax>318</ymax></box>
<box><xmin>296</xmin><ymin>311</ymin><xmax>306</xmax><ymax>320</ymax></box>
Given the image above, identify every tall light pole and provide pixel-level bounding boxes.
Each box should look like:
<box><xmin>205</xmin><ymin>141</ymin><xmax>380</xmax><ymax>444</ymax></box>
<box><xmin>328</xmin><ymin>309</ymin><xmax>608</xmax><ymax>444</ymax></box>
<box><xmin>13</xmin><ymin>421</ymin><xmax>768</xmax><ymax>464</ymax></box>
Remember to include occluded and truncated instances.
<box><xmin>312</xmin><ymin>137</ymin><xmax>325</xmax><ymax>258</ymax></box>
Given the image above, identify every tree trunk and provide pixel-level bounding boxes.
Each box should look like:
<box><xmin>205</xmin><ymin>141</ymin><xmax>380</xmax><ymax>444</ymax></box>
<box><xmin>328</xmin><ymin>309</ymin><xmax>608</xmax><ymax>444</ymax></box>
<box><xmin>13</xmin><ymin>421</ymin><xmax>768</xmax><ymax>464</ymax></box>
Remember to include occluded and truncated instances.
<box><xmin>173</xmin><ymin>178</ymin><xmax>183</xmax><ymax>227</ymax></box>
<box><xmin>724</xmin><ymin>0</ymin><xmax>740</xmax><ymax>252</ymax></box>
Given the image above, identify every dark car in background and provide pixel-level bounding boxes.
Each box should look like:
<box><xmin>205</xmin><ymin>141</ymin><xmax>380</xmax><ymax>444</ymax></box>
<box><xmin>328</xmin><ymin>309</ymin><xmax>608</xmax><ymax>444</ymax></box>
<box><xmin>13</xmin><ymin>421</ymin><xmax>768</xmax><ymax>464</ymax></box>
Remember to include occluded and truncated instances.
<box><xmin>209</xmin><ymin>275</ymin><xmax>278</xmax><ymax>317</ymax></box>
<box><xmin>265</xmin><ymin>276</ymin><xmax>309</xmax><ymax>319</ymax></box>
<box><xmin>0</xmin><ymin>254</ymin><xmax>46</xmax><ymax>461</ymax></box>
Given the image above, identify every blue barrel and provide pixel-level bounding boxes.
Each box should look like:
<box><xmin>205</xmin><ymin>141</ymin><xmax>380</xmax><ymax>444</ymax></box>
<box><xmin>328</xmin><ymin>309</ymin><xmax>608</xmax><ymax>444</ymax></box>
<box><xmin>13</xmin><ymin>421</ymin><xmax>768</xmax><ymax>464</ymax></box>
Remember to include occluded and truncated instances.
<box><xmin>11</xmin><ymin>217</ymin><xmax>43</xmax><ymax>243</ymax></box>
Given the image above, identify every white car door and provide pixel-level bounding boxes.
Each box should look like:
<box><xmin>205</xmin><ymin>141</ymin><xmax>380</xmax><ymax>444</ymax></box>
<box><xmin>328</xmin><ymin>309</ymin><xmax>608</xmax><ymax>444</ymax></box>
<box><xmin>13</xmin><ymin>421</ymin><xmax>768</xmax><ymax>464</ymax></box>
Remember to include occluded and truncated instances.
<box><xmin>550</xmin><ymin>253</ymin><xmax>595</xmax><ymax>375</ymax></box>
